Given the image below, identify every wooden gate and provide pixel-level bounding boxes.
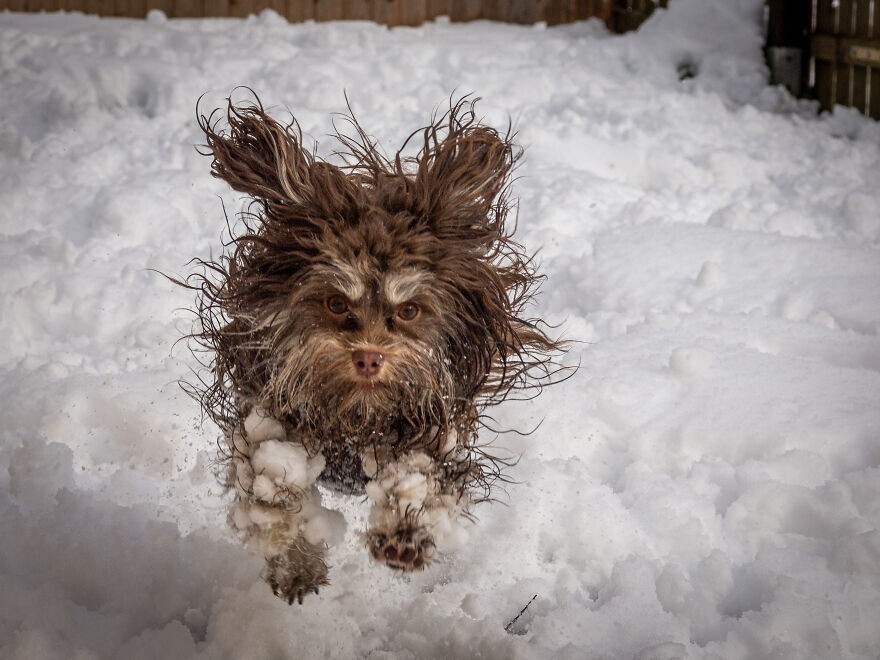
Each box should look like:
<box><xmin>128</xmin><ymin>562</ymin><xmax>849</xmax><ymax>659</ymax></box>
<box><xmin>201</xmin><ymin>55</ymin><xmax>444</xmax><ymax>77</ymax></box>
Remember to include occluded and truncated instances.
<box><xmin>810</xmin><ymin>0</ymin><xmax>880</xmax><ymax>119</ymax></box>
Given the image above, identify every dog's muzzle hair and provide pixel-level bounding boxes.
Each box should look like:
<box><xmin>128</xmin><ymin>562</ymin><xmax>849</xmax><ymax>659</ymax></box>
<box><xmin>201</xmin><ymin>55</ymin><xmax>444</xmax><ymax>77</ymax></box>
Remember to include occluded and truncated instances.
<box><xmin>180</xmin><ymin>90</ymin><xmax>566</xmax><ymax>604</ymax></box>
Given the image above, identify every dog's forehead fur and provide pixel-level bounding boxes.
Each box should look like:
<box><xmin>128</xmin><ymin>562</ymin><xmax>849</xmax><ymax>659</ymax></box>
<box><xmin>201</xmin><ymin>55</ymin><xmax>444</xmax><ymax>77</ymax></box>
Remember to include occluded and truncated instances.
<box><xmin>310</xmin><ymin>257</ymin><xmax>434</xmax><ymax>306</ymax></box>
<box><xmin>383</xmin><ymin>269</ymin><xmax>432</xmax><ymax>305</ymax></box>
<box><xmin>306</xmin><ymin>212</ymin><xmax>444</xmax><ymax>304</ymax></box>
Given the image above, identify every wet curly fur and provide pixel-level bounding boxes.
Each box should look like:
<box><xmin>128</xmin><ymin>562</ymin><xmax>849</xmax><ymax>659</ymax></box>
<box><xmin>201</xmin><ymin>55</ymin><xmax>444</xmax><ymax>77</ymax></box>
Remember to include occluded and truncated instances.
<box><xmin>181</xmin><ymin>91</ymin><xmax>564</xmax><ymax>603</ymax></box>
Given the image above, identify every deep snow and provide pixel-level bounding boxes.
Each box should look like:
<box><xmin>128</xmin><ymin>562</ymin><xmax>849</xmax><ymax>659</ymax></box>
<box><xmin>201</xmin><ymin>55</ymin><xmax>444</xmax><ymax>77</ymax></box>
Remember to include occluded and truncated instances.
<box><xmin>1</xmin><ymin>1</ymin><xmax>880</xmax><ymax>658</ymax></box>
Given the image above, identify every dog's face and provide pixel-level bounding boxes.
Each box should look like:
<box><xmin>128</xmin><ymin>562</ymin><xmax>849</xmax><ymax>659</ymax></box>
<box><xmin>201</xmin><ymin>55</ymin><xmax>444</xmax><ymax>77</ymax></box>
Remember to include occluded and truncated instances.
<box><xmin>257</xmin><ymin>219</ymin><xmax>463</xmax><ymax>439</ymax></box>
<box><xmin>194</xmin><ymin>96</ymin><xmax>558</xmax><ymax>447</ymax></box>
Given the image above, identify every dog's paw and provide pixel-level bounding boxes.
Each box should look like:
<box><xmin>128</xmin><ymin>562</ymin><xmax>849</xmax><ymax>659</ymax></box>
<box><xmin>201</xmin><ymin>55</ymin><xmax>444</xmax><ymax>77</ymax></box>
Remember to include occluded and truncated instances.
<box><xmin>263</xmin><ymin>535</ymin><xmax>329</xmax><ymax>605</ymax></box>
<box><xmin>367</xmin><ymin>525</ymin><xmax>434</xmax><ymax>572</ymax></box>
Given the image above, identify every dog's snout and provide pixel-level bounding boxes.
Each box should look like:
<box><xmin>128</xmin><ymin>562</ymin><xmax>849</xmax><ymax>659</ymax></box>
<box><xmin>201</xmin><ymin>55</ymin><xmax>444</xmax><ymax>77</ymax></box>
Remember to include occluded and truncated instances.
<box><xmin>352</xmin><ymin>349</ymin><xmax>385</xmax><ymax>378</ymax></box>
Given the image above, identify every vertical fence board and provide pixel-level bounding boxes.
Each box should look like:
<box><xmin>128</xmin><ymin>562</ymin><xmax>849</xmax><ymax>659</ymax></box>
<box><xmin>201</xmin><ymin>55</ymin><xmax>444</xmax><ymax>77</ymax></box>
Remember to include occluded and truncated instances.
<box><xmin>399</xmin><ymin>0</ymin><xmax>427</xmax><ymax>25</ymax></box>
<box><xmin>814</xmin><ymin>59</ymin><xmax>836</xmax><ymax>109</ymax></box>
<box><xmin>577</xmin><ymin>0</ymin><xmax>609</xmax><ymax>22</ymax></box>
<box><xmin>508</xmin><ymin>0</ymin><xmax>545</xmax><ymax>24</ymax></box>
<box><xmin>144</xmin><ymin>0</ymin><xmax>174</xmax><ymax>15</ymax></box>
<box><xmin>256</xmin><ymin>1</ymin><xmax>275</xmax><ymax>19</ymax></box>
<box><xmin>854</xmin><ymin>0</ymin><xmax>871</xmax><ymax>35</ymax></box>
<box><xmin>285</xmin><ymin>0</ymin><xmax>314</xmax><ymax>22</ymax></box>
<box><xmin>449</xmin><ymin>0</ymin><xmax>480</xmax><ymax>21</ymax></box>
<box><xmin>480</xmin><ymin>0</ymin><xmax>505</xmax><ymax>22</ymax></box>
<box><xmin>122</xmin><ymin>0</ymin><xmax>146</xmax><ymax>16</ymax></box>
<box><xmin>870</xmin><ymin>67</ymin><xmax>880</xmax><ymax>117</ymax></box>
<box><xmin>545</xmin><ymin>0</ymin><xmax>572</xmax><ymax>25</ymax></box>
<box><xmin>230</xmin><ymin>0</ymin><xmax>264</xmax><ymax>18</ymax></box>
<box><xmin>813</xmin><ymin>0</ymin><xmax>837</xmax><ymax>109</ymax></box>
<box><xmin>376</xmin><ymin>0</ymin><xmax>397</xmax><ymax>25</ymax></box>
<box><xmin>223</xmin><ymin>0</ymin><xmax>251</xmax><ymax>18</ymax></box>
<box><xmin>850</xmin><ymin>0</ymin><xmax>867</xmax><ymax>114</ymax></box>
<box><xmin>314</xmin><ymin>0</ymin><xmax>341</xmax><ymax>21</ymax></box>
<box><xmin>341</xmin><ymin>0</ymin><xmax>369</xmax><ymax>20</ymax></box>
<box><xmin>503</xmin><ymin>1</ymin><xmax>528</xmax><ymax>23</ymax></box>
<box><xmin>369</xmin><ymin>0</ymin><xmax>390</xmax><ymax>24</ymax></box>
<box><xmin>839</xmin><ymin>0</ymin><xmax>854</xmax><ymax>34</ymax></box>
<box><xmin>597</xmin><ymin>0</ymin><xmax>614</xmax><ymax>22</ymax></box>
<box><xmin>209</xmin><ymin>0</ymin><xmax>230</xmax><ymax>18</ymax></box>
<box><xmin>839</xmin><ymin>0</ymin><xmax>854</xmax><ymax>108</ymax></box>
<box><xmin>852</xmin><ymin>64</ymin><xmax>868</xmax><ymax>109</ymax></box>
<box><xmin>836</xmin><ymin>62</ymin><xmax>853</xmax><ymax>105</ymax></box>
<box><xmin>873</xmin><ymin>0</ymin><xmax>879</xmax><ymax>38</ymax></box>
<box><xmin>5</xmin><ymin>0</ymin><xmax>28</xmax><ymax>10</ymax></box>
<box><xmin>425</xmin><ymin>0</ymin><xmax>449</xmax><ymax>19</ymax></box>
<box><xmin>815</xmin><ymin>0</ymin><xmax>834</xmax><ymax>32</ymax></box>
<box><xmin>255</xmin><ymin>0</ymin><xmax>277</xmax><ymax>17</ymax></box>
<box><xmin>175</xmin><ymin>0</ymin><xmax>202</xmax><ymax>17</ymax></box>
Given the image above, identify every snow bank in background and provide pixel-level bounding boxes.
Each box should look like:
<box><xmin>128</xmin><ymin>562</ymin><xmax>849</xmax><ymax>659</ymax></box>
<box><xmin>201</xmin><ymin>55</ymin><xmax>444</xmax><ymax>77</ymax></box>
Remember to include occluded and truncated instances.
<box><xmin>2</xmin><ymin>1</ymin><xmax>879</xmax><ymax>658</ymax></box>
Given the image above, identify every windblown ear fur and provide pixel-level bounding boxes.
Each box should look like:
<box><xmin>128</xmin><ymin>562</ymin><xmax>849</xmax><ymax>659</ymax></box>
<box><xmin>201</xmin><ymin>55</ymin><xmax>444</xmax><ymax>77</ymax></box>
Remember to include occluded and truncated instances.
<box><xmin>198</xmin><ymin>95</ymin><xmax>358</xmax><ymax>222</ymax></box>
<box><xmin>412</xmin><ymin>100</ymin><xmax>519</xmax><ymax>237</ymax></box>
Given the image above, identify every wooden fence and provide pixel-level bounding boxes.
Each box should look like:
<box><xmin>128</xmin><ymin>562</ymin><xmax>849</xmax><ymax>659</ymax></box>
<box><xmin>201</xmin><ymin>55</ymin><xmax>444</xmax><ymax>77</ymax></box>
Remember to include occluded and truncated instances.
<box><xmin>810</xmin><ymin>0</ymin><xmax>880</xmax><ymax>119</ymax></box>
<box><xmin>0</xmin><ymin>0</ymin><xmax>662</xmax><ymax>31</ymax></box>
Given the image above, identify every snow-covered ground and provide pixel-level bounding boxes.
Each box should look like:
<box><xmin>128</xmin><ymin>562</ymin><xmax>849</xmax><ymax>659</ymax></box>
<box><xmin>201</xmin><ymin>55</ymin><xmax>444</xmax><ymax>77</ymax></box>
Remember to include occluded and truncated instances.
<box><xmin>2</xmin><ymin>1</ymin><xmax>880</xmax><ymax>657</ymax></box>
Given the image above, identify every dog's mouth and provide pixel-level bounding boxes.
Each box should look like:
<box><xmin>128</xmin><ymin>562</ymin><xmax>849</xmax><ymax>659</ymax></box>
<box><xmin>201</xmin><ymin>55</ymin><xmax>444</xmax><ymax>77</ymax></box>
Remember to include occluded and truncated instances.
<box><xmin>351</xmin><ymin>377</ymin><xmax>386</xmax><ymax>391</ymax></box>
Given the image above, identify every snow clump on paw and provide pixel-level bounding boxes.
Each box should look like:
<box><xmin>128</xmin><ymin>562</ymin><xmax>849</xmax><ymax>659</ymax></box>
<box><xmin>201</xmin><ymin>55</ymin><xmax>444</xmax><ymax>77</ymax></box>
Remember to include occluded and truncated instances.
<box><xmin>251</xmin><ymin>441</ymin><xmax>325</xmax><ymax>497</ymax></box>
<box><xmin>242</xmin><ymin>407</ymin><xmax>287</xmax><ymax>444</ymax></box>
<box><xmin>365</xmin><ymin>452</ymin><xmax>470</xmax><ymax>551</ymax></box>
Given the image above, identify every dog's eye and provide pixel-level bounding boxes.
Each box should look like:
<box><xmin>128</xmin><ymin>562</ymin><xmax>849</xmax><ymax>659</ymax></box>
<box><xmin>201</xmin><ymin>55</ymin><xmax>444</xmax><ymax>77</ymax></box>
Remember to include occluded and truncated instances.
<box><xmin>396</xmin><ymin>302</ymin><xmax>420</xmax><ymax>322</ymax></box>
<box><xmin>326</xmin><ymin>295</ymin><xmax>348</xmax><ymax>314</ymax></box>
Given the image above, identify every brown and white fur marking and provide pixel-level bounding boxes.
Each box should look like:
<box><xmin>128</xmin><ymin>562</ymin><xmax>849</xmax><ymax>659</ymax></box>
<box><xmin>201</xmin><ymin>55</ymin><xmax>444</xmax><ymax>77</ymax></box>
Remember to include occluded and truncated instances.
<box><xmin>184</xmin><ymin>92</ymin><xmax>563</xmax><ymax>604</ymax></box>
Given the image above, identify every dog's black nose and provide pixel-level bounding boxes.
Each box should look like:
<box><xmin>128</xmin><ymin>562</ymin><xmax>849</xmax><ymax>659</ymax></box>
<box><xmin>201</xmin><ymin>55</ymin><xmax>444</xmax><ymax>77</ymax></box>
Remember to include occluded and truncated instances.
<box><xmin>352</xmin><ymin>349</ymin><xmax>384</xmax><ymax>378</ymax></box>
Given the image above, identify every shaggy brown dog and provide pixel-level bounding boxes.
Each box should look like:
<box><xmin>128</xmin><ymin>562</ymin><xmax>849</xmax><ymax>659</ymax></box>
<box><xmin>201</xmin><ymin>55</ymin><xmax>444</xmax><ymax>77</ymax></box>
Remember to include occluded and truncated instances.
<box><xmin>186</xmin><ymin>92</ymin><xmax>563</xmax><ymax>604</ymax></box>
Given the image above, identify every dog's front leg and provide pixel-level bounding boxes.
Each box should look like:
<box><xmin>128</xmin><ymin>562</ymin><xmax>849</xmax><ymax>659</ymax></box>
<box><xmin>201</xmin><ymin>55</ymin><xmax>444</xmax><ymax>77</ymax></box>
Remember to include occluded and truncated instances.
<box><xmin>226</xmin><ymin>409</ymin><xmax>344</xmax><ymax>603</ymax></box>
<box><xmin>361</xmin><ymin>447</ymin><xmax>472</xmax><ymax>572</ymax></box>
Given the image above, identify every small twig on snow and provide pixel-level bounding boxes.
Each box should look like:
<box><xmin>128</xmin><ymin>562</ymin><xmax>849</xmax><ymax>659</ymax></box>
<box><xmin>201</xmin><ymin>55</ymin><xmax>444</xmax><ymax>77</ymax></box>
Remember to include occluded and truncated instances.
<box><xmin>504</xmin><ymin>594</ymin><xmax>538</xmax><ymax>632</ymax></box>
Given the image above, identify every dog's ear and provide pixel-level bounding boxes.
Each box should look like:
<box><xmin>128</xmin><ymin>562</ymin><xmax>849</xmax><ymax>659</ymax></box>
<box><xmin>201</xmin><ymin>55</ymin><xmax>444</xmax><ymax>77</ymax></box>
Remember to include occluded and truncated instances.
<box><xmin>199</xmin><ymin>97</ymin><xmax>357</xmax><ymax>221</ymax></box>
<box><xmin>413</xmin><ymin>110</ymin><xmax>516</xmax><ymax>237</ymax></box>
